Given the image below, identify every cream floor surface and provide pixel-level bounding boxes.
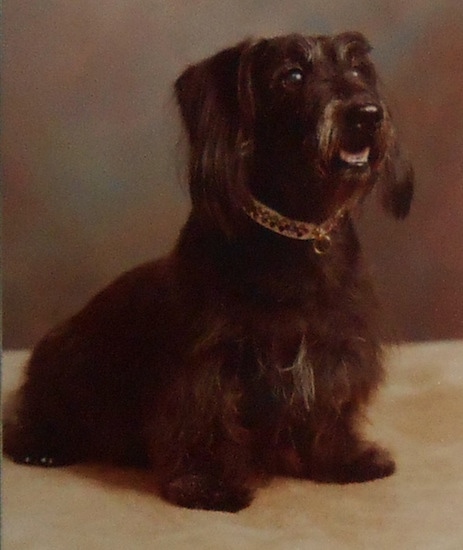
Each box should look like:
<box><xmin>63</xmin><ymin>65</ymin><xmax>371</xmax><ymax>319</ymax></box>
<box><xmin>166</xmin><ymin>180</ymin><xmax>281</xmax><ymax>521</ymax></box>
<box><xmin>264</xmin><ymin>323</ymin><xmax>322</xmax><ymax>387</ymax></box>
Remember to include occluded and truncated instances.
<box><xmin>3</xmin><ymin>341</ymin><xmax>463</xmax><ymax>549</ymax></box>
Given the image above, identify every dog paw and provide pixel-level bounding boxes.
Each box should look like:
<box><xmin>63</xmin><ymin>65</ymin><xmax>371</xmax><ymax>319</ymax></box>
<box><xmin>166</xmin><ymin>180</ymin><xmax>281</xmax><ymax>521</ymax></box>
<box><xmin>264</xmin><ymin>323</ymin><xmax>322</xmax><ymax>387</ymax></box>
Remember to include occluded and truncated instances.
<box><xmin>338</xmin><ymin>444</ymin><xmax>396</xmax><ymax>483</ymax></box>
<box><xmin>161</xmin><ymin>474</ymin><xmax>254</xmax><ymax>512</ymax></box>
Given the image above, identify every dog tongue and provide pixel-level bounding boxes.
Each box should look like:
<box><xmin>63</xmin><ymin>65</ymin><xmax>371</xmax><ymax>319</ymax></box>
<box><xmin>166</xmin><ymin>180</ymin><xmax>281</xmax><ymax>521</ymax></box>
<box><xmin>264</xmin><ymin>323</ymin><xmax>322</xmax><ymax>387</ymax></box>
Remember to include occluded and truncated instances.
<box><xmin>339</xmin><ymin>146</ymin><xmax>370</xmax><ymax>166</ymax></box>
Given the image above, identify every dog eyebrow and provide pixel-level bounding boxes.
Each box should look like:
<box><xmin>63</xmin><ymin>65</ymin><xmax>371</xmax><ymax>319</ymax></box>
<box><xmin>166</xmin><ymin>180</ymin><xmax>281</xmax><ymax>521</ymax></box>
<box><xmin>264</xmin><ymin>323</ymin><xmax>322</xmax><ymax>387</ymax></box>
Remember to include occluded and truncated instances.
<box><xmin>335</xmin><ymin>32</ymin><xmax>372</xmax><ymax>60</ymax></box>
<box><xmin>298</xmin><ymin>36</ymin><xmax>316</xmax><ymax>58</ymax></box>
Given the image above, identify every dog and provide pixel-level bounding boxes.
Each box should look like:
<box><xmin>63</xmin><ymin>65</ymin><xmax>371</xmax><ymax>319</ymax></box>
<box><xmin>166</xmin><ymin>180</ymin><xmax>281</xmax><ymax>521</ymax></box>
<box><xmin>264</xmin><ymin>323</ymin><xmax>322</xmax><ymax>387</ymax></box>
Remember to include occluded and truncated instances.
<box><xmin>4</xmin><ymin>32</ymin><xmax>413</xmax><ymax>512</ymax></box>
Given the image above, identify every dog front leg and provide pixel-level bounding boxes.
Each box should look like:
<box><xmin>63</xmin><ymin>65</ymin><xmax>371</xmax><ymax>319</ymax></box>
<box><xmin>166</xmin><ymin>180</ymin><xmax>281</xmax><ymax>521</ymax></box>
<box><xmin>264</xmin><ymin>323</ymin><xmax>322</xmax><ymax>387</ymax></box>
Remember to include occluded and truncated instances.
<box><xmin>147</xmin><ymin>367</ymin><xmax>256</xmax><ymax>512</ymax></box>
<box><xmin>303</xmin><ymin>405</ymin><xmax>395</xmax><ymax>484</ymax></box>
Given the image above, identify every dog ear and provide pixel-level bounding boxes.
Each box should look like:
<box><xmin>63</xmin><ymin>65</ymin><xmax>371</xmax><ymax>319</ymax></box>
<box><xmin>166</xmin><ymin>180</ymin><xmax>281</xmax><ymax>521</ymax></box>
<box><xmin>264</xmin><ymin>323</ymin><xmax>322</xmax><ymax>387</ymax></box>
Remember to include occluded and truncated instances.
<box><xmin>175</xmin><ymin>41</ymin><xmax>257</xmax><ymax>235</ymax></box>
<box><xmin>378</xmin><ymin>126</ymin><xmax>414</xmax><ymax>219</ymax></box>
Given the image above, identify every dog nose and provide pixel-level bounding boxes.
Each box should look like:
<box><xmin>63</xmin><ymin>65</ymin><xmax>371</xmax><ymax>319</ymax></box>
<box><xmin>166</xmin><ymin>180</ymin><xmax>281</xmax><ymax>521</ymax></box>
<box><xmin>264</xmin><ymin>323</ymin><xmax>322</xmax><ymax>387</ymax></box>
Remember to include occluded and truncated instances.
<box><xmin>345</xmin><ymin>103</ymin><xmax>383</xmax><ymax>132</ymax></box>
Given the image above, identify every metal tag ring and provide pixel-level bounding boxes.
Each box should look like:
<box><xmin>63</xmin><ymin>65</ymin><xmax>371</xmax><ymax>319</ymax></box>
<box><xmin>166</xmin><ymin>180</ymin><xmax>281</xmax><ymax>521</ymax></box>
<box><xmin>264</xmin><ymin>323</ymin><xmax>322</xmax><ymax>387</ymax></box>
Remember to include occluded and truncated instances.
<box><xmin>312</xmin><ymin>233</ymin><xmax>332</xmax><ymax>255</ymax></box>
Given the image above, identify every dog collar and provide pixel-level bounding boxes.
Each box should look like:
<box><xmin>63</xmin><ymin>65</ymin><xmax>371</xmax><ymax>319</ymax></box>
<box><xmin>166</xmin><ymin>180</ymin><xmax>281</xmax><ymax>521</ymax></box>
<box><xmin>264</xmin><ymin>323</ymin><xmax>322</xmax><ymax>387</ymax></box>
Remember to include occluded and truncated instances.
<box><xmin>243</xmin><ymin>197</ymin><xmax>351</xmax><ymax>254</ymax></box>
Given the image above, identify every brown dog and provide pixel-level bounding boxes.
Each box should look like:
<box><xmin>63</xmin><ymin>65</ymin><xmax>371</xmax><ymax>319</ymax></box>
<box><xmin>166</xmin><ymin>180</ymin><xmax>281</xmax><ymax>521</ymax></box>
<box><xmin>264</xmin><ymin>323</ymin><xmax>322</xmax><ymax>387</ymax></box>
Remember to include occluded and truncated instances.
<box><xmin>4</xmin><ymin>32</ymin><xmax>413</xmax><ymax>512</ymax></box>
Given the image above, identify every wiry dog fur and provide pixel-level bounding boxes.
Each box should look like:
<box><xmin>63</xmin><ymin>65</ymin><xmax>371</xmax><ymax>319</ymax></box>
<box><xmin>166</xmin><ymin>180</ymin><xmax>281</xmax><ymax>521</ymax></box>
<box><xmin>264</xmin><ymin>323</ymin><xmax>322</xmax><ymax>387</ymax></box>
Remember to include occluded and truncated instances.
<box><xmin>4</xmin><ymin>32</ymin><xmax>413</xmax><ymax>512</ymax></box>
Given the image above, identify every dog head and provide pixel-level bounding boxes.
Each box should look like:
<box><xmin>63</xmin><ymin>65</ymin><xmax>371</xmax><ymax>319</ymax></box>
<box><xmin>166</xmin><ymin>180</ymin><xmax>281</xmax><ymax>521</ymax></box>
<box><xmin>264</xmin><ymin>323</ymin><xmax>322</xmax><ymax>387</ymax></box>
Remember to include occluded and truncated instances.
<box><xmin>175</xmin><ymin>32</ymin><xmax>413</xmax><ymax>237</ymax></box>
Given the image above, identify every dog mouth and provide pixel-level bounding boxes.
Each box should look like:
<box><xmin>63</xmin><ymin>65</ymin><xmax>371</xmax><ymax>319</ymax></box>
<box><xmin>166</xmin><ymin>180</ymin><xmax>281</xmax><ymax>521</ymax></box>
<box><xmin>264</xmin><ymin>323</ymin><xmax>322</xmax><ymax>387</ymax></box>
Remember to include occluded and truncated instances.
<box><xmin>339</xmin><ymin>146</ymin><xmax>371</xmax><ymax>168</ymax></box>
<box><xmin>334</xmin><ymin>126</ymin><xmax>380</xmax><ymax>172</ymax></box>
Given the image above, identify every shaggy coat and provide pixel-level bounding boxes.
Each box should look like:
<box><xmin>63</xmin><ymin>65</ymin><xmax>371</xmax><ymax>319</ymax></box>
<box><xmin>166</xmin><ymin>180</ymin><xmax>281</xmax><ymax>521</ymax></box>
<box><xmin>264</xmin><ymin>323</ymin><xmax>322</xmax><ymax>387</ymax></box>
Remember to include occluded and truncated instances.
<box><xmin>4</xmin><ymin>32</ymin><xmax>413</xmax><ymax>512</ymax></box>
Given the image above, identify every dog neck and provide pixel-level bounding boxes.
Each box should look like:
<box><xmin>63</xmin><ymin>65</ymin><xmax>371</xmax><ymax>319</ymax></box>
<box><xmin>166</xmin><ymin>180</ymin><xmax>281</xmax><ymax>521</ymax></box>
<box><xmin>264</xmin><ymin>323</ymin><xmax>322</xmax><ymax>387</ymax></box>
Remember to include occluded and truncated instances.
<box><xmin>243</xmin><ymin>191</ymin><xmax>363</xmax><ymax>254</ymax></box>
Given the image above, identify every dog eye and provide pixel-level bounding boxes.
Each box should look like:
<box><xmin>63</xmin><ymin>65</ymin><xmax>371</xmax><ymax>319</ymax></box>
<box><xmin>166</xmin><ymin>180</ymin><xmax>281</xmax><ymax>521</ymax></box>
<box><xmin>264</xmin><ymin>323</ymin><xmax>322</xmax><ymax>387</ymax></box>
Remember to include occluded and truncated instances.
<box><xmin>349</xmin><ymin>59</ymin><xmax>375</xmax><ymax>80</ymax></box>
<box><xmin>282</xmin><ymin>68</ymin><xmax>304</xmax><ymax>87</ymax></box>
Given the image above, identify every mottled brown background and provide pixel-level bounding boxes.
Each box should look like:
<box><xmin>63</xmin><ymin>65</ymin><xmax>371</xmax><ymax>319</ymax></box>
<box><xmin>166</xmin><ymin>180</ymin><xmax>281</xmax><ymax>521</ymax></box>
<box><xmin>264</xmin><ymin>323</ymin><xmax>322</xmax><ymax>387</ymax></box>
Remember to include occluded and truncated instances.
<box><xmin>4</xmin><ymin>0</ymin><xmax>463</xmax><ymax>348</ymax></box>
